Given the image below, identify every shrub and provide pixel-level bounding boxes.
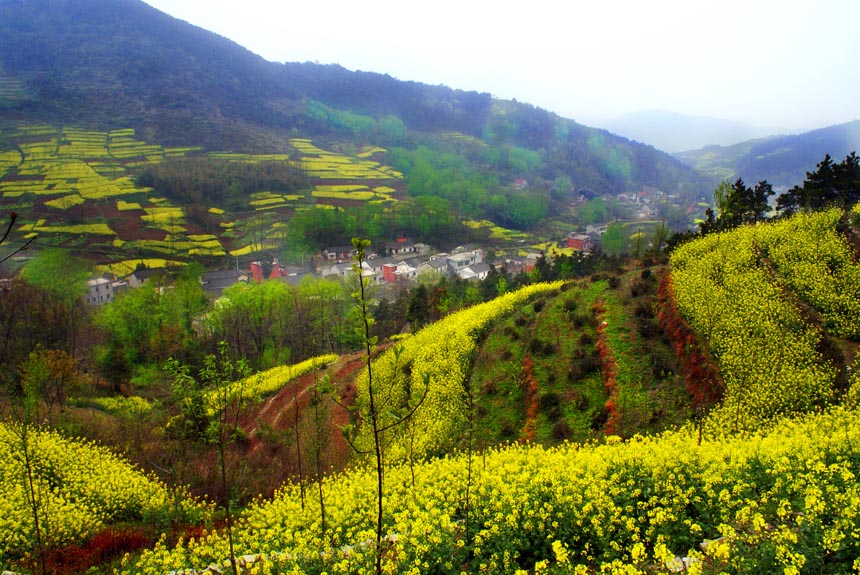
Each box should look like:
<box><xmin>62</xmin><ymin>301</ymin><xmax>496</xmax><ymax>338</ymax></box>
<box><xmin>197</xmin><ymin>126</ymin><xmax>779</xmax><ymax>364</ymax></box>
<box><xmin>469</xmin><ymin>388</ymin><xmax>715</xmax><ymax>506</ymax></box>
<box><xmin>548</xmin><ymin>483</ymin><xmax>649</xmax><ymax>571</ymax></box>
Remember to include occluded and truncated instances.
<box><xmin>550</xmin><ymin>421</ymin><xmax>573</xmax><ymax>441</ymax></box>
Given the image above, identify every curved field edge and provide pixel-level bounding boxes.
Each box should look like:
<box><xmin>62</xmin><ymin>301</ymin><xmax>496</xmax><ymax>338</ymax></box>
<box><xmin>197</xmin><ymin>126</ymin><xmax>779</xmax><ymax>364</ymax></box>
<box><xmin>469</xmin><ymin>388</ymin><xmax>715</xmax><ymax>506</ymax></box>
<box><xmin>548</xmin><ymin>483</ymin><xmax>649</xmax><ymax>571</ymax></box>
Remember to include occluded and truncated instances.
<box><xmin>350</xmin><ymin>281</ymin><xmax>565</xmax><ymax>460</ymax></box>
<box><xmin>125</xmin><ymin>405</ymin><xmax>860</xmax><ymax>574</ymax></box>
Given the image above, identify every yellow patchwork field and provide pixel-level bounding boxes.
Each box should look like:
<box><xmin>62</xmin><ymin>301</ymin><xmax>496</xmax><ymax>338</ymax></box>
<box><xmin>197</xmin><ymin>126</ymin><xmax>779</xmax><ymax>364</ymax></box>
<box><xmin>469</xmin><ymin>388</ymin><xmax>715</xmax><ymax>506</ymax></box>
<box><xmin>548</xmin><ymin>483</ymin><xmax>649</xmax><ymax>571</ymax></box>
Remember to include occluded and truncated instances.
<box><xmin>44</xmin><ymin>194</ymin><xmax>85</xmax><ymax>209</ymax></box>
<box><xmin>464</xmin><ymin>219</ymin><xmax>530</xmax><ymax>241</ymax></box>
<box><xmin>229</xmin><ymin>243</ymin><xmax>264</xmax><ymax>257</ymax></box>
<box><xmin>290</xmin><ymin>138</ymin><xmax>403</xmax><ymax>180</ymax></box>
<box><xmin>96</xmin><ymin>258</ymin><xmax>183</xmax><ymax>277</ymax></box>
<box><xmin>117</xmin><ymin>200</ymin><xmax>142</xmax><ymax>211</ymax></box>
<box><xmin>32</xmin><ymin>222</ymin><xmax>115</xmax><ymax>235</ymax></box>
<box><xmin>141</xmin><ymin>206</ymin><xmax>184</xmax><ymax>224</ymax></box>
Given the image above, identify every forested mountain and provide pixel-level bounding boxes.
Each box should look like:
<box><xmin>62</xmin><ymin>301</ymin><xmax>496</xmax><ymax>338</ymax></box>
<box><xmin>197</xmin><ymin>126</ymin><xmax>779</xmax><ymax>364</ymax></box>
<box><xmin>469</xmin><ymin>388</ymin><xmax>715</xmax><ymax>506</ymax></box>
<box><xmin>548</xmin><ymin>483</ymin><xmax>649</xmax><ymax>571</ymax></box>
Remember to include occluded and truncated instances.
<box><xmin>676</xmin><ymin>119</ymin><xmax>860</xmax><ymax>188</ymax></box>
<box><xmin>0</xmin><ymin>0</ymin><xmax>711</xmax><ymax>202</ymax></box>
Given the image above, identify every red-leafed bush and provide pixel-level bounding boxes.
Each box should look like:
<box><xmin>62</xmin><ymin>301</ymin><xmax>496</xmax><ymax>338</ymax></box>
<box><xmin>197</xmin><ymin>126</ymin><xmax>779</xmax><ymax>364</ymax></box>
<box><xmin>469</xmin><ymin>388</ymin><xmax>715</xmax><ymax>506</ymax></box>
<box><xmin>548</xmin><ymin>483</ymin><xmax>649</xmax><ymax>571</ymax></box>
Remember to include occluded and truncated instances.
<box><xmin>656</xmin><ymin>271</ymin><xmax>723</xmax><ymax>412</ymax></box>
<box><xmin>593</xmin><ymin>300</ymin><xmax>620</xmax><ymax>435</ymax></box>
<box><xmin>43</xmin><ymin>528</ymin><xmax>152</xmax><ymax>575</ymax></box>
<box><xmin>519</xmin><ymin>355</ymin><xmax>540</xmax><ymax>442</ymax></box>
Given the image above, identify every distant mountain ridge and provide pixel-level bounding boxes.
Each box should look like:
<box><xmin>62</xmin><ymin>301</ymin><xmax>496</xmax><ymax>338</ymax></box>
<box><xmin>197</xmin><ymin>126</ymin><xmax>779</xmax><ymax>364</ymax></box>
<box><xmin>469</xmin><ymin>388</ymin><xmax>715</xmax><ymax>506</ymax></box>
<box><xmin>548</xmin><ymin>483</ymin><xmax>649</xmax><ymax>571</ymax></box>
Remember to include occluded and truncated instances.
<box><xmin>594</xmin><ymin>110</ymin><xmax>780</xmax><ymax>153</ymax></box>
<box><xmin>676</xmin><ymin>120</ymin><xmax>860</xmax><ymax>188</ymax></box>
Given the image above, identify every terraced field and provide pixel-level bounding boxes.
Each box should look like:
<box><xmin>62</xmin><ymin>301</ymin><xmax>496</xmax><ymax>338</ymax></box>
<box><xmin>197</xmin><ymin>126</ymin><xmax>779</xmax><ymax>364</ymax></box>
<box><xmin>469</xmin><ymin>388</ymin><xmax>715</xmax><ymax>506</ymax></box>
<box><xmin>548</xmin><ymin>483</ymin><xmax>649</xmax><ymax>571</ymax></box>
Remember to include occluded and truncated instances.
<box><xmin>0</xmin><ymin>125</ymin><xmax>404</xmax><ymax>265</ymax></box>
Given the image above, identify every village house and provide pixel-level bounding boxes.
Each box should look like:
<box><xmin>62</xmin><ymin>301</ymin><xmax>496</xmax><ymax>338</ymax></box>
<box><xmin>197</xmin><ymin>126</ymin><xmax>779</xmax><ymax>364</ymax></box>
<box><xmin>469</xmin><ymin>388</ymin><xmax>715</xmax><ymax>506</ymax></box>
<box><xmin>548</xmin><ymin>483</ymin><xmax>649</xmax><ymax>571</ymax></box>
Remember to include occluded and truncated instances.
<box><xmin>320</xmin><ymin>260</ymin><xmax>374</xmax><ymax>281</ymax></box>
<box><xmin>85</xmin><ymin>276</ymin><xmax>127</xmax><ymax>305</ymax></box>
<box><xmin>249</xmin><ymin>258</ymin><xmax>288</xmax><ymax>282</ymax></box>
<box><xmin>502</xmin><ymin>258</ymin><xmax>526</xmax><ymax>275</ymax></box>
<box><xmin>384</xmin><ymin>237</ymin><xmax>418</xmax><ymax>257</ymax></box>
<box><xmin>459</xmin><ymin>262</ymin><xmax>492</xmax><ymax>281</ymax></box>
<box><xmin>381</xmin><ymin>260</ymin><xmax>419</xmax><ymax>283</ymax></box>
<box><xmin>446</xmin><ymin>250</ymin><xmax>483</xmax><ymax>275</ymax></box>
<box><xmin>524</xmin><ymin>252</ymin><xmax>542</xmax><ymax>273</ymax></box>
<box><xmin>126</xmin><ymin>267</ymin><xmax>166</xmax><ymax>288</ymax></box>
<box><xmin>417</xmin><ymin>255</ymin><xmax>449</xmax><ymax>277</ymax></box>
<box><xmin>320</xmin><ymin>262</ymin><xmax>353</xmax><ymax>280</ymax></box>
<box><xmin>565</xmin><ymin>233</ymin><xmax>593</xmax><ymax>252</ymax></box>
<box><xmin>201</xmin><ymin>269</ymin><xmax>247</xmax><ymax>297</ymax></box>
<box><xmin>365</xmin><ymin>256</ymin><xmax>397</xmax><ymax>281</ymax></box>
<box><xmin>322</xmin><ymin>245</ymin><xmax>356</xmax><ymax>262</ymax></box>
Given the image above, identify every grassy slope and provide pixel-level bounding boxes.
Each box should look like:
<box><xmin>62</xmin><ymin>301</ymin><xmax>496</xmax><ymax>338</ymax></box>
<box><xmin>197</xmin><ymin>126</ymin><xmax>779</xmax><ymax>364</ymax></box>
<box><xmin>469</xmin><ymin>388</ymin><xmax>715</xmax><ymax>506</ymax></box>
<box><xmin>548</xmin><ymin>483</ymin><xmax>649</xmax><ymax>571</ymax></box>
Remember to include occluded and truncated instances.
<box><xmin>469</xmin><ymin>268</ymin><xmax>691</xmax><ymax>447</ymax></box>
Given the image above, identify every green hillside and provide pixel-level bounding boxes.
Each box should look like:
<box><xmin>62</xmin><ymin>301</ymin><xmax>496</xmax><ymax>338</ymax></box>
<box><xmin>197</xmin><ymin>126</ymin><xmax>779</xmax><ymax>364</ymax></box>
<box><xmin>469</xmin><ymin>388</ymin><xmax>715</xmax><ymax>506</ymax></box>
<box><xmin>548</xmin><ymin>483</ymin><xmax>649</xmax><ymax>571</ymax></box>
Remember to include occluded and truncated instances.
<box><xmin>675</xmin><ymin>120</ymin><xmax>860</xmax><ymax>188</ymax></box>
<box><xmin>0</xmin><ymin>0</ymin><xmax>715</xmax><ymax>261</ymax></box>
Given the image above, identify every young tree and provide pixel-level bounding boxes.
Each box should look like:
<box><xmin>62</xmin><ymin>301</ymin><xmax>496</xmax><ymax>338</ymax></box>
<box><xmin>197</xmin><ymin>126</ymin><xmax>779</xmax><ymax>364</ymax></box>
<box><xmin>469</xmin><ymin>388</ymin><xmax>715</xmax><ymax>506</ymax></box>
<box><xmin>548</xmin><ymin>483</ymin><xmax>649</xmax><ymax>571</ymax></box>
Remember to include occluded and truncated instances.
<box><xmin>166</xmin><ymin>343</ymin><xmax>252</xmax><ymax>575</ymax></box>
<box><xmin>344</xmin><ymin>238</ymin><xmax>427</xmax><ymax>575</ymax></box>
<box><xmin>601</xmin><ymin>222</ymin><xmax>628</xmax><ymax>256</ymax></box>
<box><xmin>712</xmin><ymin>179</ymin><xmax>732</xmax><ymax>220</ymax></box>
<box><xmin>19</xmin><ymin>249</ymin><xmax>90</xmax><ymax>358</ymax></box>
<box><xmin>307</xmin><ymin>374</ymin><xmax>334</xmax><ymax>539</ymax></box>
<box><xmin>18</xmin><ymin>346</ymin><xmax>83</xmax><ymax>418</ymax></box>
<box><xmin>8</xmin><ymin>350</ymin><xmax>52</xmax><ymax>575</ymax></box>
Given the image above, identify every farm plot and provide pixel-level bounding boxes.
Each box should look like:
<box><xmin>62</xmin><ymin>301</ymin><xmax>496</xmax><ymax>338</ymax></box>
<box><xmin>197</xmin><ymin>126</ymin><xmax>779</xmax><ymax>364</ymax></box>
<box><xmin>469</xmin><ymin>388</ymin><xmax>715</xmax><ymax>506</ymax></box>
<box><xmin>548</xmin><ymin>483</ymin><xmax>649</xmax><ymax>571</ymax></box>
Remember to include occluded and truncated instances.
<box><xmin>291</xmin><ymin>138</ymin><xmax>403</xmax><ymax>180</ymax></box>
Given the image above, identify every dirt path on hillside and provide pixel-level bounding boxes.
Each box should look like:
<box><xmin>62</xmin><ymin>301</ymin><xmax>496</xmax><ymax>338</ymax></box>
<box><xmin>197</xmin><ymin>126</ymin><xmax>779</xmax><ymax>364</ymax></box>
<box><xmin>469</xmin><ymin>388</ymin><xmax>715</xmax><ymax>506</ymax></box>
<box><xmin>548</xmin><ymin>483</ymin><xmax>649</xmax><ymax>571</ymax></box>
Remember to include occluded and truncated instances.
<box><xmin>239</xmin><ymin>347</ymin><xmax>387</xmax><ymax>485</ymax></box>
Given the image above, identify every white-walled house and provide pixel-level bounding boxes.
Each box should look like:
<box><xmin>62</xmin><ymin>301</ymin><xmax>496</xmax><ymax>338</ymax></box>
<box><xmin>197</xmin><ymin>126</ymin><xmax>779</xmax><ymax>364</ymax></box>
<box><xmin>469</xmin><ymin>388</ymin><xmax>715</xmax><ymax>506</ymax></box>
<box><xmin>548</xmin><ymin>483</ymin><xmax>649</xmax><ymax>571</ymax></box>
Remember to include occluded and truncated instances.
<box><xmin>85</xmin><ymin>277</ymin><xmax>127</xmax><ymax>305</ymax></box>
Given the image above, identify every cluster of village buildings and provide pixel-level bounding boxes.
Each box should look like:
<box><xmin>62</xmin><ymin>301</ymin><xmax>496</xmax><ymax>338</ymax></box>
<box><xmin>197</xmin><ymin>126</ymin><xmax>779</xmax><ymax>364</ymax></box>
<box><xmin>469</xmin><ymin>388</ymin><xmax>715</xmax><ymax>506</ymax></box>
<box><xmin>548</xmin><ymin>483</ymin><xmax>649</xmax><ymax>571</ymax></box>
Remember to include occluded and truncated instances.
<box><xmin>82</xmin><ymin>185</ymin><xmax>691</xmax><ymax>306</ymax></box>
<box><xmin>84</xmin><ymin>231</ymin><xmax>600</xmax><ymax>307</ymax></box>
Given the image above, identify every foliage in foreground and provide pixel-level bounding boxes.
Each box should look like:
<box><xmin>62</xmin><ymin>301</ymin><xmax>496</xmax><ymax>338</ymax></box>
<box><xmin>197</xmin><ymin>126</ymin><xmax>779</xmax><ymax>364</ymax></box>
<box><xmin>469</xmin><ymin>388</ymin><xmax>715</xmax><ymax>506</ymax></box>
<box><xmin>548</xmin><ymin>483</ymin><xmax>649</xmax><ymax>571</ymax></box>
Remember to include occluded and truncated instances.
<box><xmin>0</xmin><ymin>424</ymin><xmax>210</xmax><ymax>566</ymax></box>
<box><xmin>125</xmin><ymin>405</ymin><xmax>860</xmax><ymax>574</ymax></box>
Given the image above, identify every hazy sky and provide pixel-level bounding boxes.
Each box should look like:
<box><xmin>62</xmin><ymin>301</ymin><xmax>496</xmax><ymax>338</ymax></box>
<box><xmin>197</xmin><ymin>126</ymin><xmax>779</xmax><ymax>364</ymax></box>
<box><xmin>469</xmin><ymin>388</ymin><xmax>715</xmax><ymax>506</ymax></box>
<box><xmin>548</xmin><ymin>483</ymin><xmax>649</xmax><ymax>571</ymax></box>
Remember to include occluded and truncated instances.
<box><xmin>142</xmin><ymin>0</ymin><xmax>859</xmax><ymax>132</ymax></box>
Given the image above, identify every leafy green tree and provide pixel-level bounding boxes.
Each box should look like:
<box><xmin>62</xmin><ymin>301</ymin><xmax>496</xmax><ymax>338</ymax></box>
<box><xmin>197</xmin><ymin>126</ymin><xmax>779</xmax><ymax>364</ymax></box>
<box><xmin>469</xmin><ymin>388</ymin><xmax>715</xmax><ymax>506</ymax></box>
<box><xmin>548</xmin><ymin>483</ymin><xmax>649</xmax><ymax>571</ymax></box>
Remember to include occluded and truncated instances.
<box><xmin>551</xmin><ymin>175</ymin><xmax>573</xmax><ymax>200</ymax></box>
<box><xmin>376</xmin><ymin>114</ymin><xmax>407</xmax><ymax>143</ymax></box>
<box><xmin>94</xmin><ymin>283</ymin><xmax>169</xmax><ymax>372</ymax></box>
<box><xmin>712</xmin><ymin>180</ymin><xmax>732</xmax><ymax>220</ymax></box>
<box><xmin>710</xmin><ymin>178</ymin><xmax>774</xmax><ymax>229</ymax></box>
<box><xmin>508</xmin><ymin>190</ymin><xmax>549</xmax><ymax>230</ymax></box>
<box><xmin>406</xmin><ymin>283</ymin><xmax>431</xmax><ymax>331</ymax></box>
<box><xmin>601</xmin><ymin>222</ymin><xmax>629</xmax><ymax>256</ymax></box>
<box><xmin>531</xmin><ymin>253</ymin><xmax>554</xmax><ymax>283</ymax></box>
<box><xmin>725</xmin><ymin>178</ymin><xmax>773</xmax><ymax>225</ymax></box>
<box><xmin>578</xmin><ymin>197</ymin><xmax>609</xmax><ymax>225</ymax></box>
<box><xmin>206</xmin><ymin>280</ymin><xmax>294</xmax><ymax>369</ymax></box>
<box><xmin>17</xmin><ymin>346</ymin><xmax>82</xmax><ymax>417</ymax></box>
<box><xmin>286</xmin><ymin>206</ymin><xmax>357</xmax><ymax>251</ymax></box>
